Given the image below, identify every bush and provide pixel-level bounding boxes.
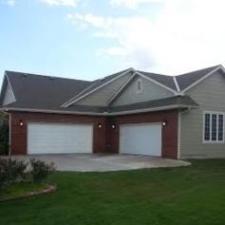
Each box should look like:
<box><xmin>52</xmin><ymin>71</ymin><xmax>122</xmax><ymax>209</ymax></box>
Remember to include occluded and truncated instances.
<box><xmin>0</xmin><ymin>112</ymin><xmax>9</xmax><ymax>155</ymax></box>
<box><xmin>0</xmin><ymin>158</ymin><xmax>27</xmax><ymax>190</ymax></box>
<box><xmin>30</xmin><ymin>159</ymin><xmax>55</xmax><ymax>183</ymax></box>
<box><xmin>0</xmin><ymin>158</ymin><xmax>55</xmax><ymax>190</ymax></box>
<box><xmin>0</xmin><ymin>159</ymin><xmax>8</xmax><ymax>190</ymax></box>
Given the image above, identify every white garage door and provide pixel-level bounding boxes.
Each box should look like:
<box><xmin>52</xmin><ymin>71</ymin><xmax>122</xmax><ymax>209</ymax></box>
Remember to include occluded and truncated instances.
<box><xmin>27</xmin><ymin>122</ymin><xmax>93</xmax><ymax>154</ymax></box>
<box><xmin>119</xmin><ymin>123</ymin><xmax>162</xmax><ymax>156</ymax></box>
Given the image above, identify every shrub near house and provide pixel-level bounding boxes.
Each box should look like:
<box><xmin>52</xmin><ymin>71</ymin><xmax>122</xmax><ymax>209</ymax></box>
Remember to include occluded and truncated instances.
<box><xmin>0</xmin><ymin>158</ymin><xmax>55</xmax><ymax>200</ymax></box>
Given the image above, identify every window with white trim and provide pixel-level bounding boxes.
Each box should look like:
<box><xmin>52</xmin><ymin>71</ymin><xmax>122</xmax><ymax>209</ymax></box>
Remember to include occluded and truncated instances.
<box><xmin>203</xmin><ymin>112</ymin><xmax>224</xmax><ymax>143</ymax></box>
<box><xmin>136</xmin><ymin>79</ymin><xmax>143</xmax><ymax>93</ymax></box>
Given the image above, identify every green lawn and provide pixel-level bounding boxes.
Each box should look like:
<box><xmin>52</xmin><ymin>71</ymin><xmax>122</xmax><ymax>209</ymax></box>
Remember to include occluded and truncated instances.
<box><xmin>0</xmin><ymin>182</ymin><xmax>50</xmax><ymax>201</ymax></box>
<box><xmin>1</xmin><ymin>160</ymin><xmax>225</xmax><ymax>225</ymax></box>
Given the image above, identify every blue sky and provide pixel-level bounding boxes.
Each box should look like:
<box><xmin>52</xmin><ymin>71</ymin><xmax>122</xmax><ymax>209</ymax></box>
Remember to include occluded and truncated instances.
<box><xmin>0</xmin><ymin>0</ymin><xmax>225</xmax><ymax>83</ymax></box>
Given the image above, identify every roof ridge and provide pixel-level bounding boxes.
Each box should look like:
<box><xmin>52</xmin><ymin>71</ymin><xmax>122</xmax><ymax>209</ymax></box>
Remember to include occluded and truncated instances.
<box><xmin>137</xmin><ymin>70</ymin><xmax>171</xmax><ymax>77</ymax></box>
<box><xmin>5</xmin><ymin>70</ymin><xmax>91</xmax><ymax>83</ymax></box>
<box><xmin>93</xmin><ymin>67</ymin><xmax>134</xmax><ymax>82</ymax></box>
<box><xmin>175</xmin><ymin>65</ymin><xmax>221</xmax><ymax>77</ymax></box>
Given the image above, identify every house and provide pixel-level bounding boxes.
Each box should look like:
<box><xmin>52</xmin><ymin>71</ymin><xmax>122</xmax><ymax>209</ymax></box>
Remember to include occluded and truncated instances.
<box><xmin>0</xmin><ymin>65</ymin><xmax>225</xmax><ymax>159</ymax></box>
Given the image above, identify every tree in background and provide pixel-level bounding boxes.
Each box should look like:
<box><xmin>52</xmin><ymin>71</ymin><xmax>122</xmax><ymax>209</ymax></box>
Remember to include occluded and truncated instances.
<box><xmin>0</xmin><ymin>112</ymin><xmax>9</xmax><ymax>155</ymax></box>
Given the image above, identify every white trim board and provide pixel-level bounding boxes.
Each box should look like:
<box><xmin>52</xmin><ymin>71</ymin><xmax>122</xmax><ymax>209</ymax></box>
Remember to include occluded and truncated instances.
<box><xmin>62</xmin><ymin>81</ymin><xmax>99</xmax><ymax>107</ymax></box>
<box><xmin>202</xmin><ymin>110</ymin><xmax>225</xmax><ymax>144</ymax></box>
<box><xmin>135</xmin><ymin>71</ymin><xmax>178</xmax><ymax>95</ymax></box>
<box><xmin>1</xmin><ymin>74</ymin><xmax>17</xmax><ymax>106</ymax></box>
<box><xmin>173</xmin><ymin>76</ymin><xmax>181</xmax><ymax>92</ymax></box>
<box><xmin>107</xmin><ymin>72</ymin><xmax>137</xmax><ymax>106</ymax></box>
<box><xmin>62</xmin><ymin>68</ymin><xmax>134</xmax><ymax>107</ymax></box>
<box><xmin>182</xmin><ymin>65</ymin><xmax>225</xmax><ymax>93</ymax></box>
<box><xmin>1</xmin><ymin>104</ymin><xmax>195</xmax><ymax>117</ymax></box>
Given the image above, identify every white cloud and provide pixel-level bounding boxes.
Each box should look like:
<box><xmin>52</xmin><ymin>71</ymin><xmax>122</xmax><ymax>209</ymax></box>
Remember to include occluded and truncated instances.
<box><xmin>1</xmin><ymin>0</ymin><xmax>16</xmax><ymax>6</ymax></box>
<box><xmin>68</xmin><ymin>0</ymin><xmax>225</xmax><ymax>74</ymax></box>
<box><xmin>110</xmin><ymin>0</ymin><xmax>163</xmax><ymax>9</ymax></box>
<box><xmin>40</xmin><ymin>0</ymin><xmax>78</xmax><ymax>7</ymax></box>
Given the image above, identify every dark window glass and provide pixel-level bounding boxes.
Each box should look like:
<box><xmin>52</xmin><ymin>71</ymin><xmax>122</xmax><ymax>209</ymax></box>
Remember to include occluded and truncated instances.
<box><xmin>218</xmin><ymin>114</ymin><xmax>224</xmax><ymax>141</ymax></box>
<box><xmin>212</xmin><ymin>114</ymin><xmax>217</xmax><ymax>141</ymax></box>
<box><xmin>204</xmin><ymin>113</ymin><xmax>210</xmax><ymax>141</ymax></box>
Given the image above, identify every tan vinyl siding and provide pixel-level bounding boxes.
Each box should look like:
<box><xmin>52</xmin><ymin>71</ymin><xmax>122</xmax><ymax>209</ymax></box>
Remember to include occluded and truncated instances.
<box><xmin>180</xmin><ymin>71</ymin><xmax>225</xmax><ymax>158</ymax></box>
<box><xmin>76</xmin><ymin>74</ymin><xmax>130</xmax><ymax>106</ymax></box>
<box><xmin>112</xmin><ymin>76</ymin><xmax>174</xmax><ymax>106</ymax></box>
<box><xmin>3</xmin><ymin>82</ymin><xmax>16</xmax><ymax>105</ymax></box>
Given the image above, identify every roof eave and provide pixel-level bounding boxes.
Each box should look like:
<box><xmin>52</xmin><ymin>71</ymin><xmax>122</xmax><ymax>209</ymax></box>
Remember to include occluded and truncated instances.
<box><xmin>0</xmin><ymin>103</ymin><xmax>197</xmax><ymax>117</ymax></box>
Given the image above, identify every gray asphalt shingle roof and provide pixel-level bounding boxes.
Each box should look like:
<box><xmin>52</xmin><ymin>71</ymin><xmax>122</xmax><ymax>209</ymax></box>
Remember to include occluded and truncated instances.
<box><xmin>176</xmin><ymin>65</ymin><xmax>219</xmax><ymax>91</ymax></box>
<box><xmin>63</xmin><ymin>68</ymin><xmax>132</xmax><ymax>104</ymax></box>
<box><xmin>3</xmin><ymin>95</ymin><xmax>198</xmax><ymax>114</ymax></box>
<box><xmin>4</xmin><ymin>71</ymin><xmax>91</xmax><ymax>109</ymax></box>
<box><xmin>108</xmin><ymin>96</ymin><xmax>198</xmax><ymax>113</ymax></box>
<box><xmin>137</xmin><ymin>71</ymin><xmax>177</xmax><ymax>91</ymax></box>
<box><xmin>0</xmin><ymin>65</ymin><xmax>222</xmax><ymax>114</ymax></box>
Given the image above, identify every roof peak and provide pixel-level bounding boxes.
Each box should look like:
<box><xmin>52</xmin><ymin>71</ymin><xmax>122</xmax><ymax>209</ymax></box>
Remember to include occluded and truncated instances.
<box><xmin>175</xmin><ymin>64</ymin><xmax>221</xmax><ymax>77</ymax></box>
<box><xmin>5</xmin><ymin>64</ymin><xmax>223</xmax><ymax>82</ymax></box>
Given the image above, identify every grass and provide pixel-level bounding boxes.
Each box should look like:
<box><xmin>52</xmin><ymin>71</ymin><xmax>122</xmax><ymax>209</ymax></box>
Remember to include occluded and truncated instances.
<box><xmin>0</xmin><ymin>182</ymin><xmax>49</xmax><ymax>201</ymax></box>
<box><xmin>1</xmin><ymin>160</ymin><xmax>225</xmax><ymax>225</ymax></box>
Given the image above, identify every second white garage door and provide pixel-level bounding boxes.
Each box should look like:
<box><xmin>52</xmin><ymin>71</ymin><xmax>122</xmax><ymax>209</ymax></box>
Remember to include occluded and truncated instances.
<box><xmin>119</xmin><ymin>123</ymin><xmax>162</xmax><ymax>156</ymax></box>
<box><xmin>27</xmin><ymin>122</ymin><xmax>93</xmax><ymax>154</ymax></box>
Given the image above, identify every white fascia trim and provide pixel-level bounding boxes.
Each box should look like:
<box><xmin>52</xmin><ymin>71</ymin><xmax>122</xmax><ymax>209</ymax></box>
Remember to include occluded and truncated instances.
<box><xmin>5</xmin><ymin>74</ymin><xmax>16</xmax><ymax>104</ymax></box>
<box><xmin>135</xmin><ymin>71</ymin><xmax>178</xmax><ymax>95</ymax></box>
<box><xmin>202</xmin><ymin>110</ymin><xmax>225</xmax><ymax>144</ymax></box>
<box><xmin>173</xmin><ymin>76</ymin><xmax>181</xmax><ymax>92</ymax></box>
<box><xmin>61</xmin><ymin>81</ymin><xmax>98</xmax><ymax>108</ymax></box>
<box><xmin>0</xmin><ymin>73</ymin><xmax>16</xmax><ymax>105</ymax></box>
<box><xmin>2</xmin><ymin>107</ymin><xmax>106</xmax><ymax>116</ymax></box>
<box><xmin>1</xmin><ymin>104</ymin><xmax>192</xmax><ymax>117</ymax></box>
<box><xmin>109</xmin><ymin>104</ymin><xmax>193</xmax><ymax>116</ymax></box>
<box><xmin>107</xmin><ymin>72</ymin><xmax>137</xmax><ymax>106</ymax></box>
<box><xmin>0</xmin><ymin>74</ymin><xmax>5</xmax><ymax>100</ymax></box>
<box><xmin>62</xmin><ymin>68</ymin><xmax>134</xmax><ymax>108</ymax></box>
<box><xmin>182</xmin><ymin>65</ymin><xmax>225</xmax><ymax>93</ymax></box>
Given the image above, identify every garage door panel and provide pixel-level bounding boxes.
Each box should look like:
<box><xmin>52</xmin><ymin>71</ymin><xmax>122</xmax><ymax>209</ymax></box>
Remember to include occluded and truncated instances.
<box><xmin>27</xmin><ymin>123</ymin><xmax>93</xmax><ymax>154</ymax></box>
<box><xmin>119</xmin><ymin>123</ymin><xmax>162</xmax><ymax>156</ymax></box>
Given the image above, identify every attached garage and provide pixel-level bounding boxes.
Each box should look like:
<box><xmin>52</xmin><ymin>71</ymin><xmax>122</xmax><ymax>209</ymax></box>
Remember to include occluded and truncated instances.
<box><xmin>119</xmin><ymin>123</ymin><xmax>162</xmax><ymax>156</ymax></box>
<box><xmin>27</xmin><ymin>122</ymin><xmax>93</xmax><ymax>154</ymax></box>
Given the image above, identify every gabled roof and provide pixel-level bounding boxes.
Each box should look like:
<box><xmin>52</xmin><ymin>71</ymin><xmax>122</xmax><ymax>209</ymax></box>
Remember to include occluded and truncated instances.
<box><xmin>176</xmin><ymin>65</ymin><xmax>220</xmax><ymax>91</ymax></box>
<box><xmin>62</xmin><ymin>65</ymin><xmax>224</xmax><ymax>107</ymax></box>
<box><xmin>1</xmin><ymin>71</ymin><xmax>91</xmax><ymax>110</ymax></box>
<box><xmin>62</xmin><ymin>68</ymin><xmax>133</xmax><ymax>107</ymax></box>
<box><xmin>0</xmin><ymin>64</ymin><xmax>224</xmax><ymax>115</ymax></box>
<box><xmin>137</xmin><ymin>70</ymin><xmax>177</xmax><ymax>91</ymax></box>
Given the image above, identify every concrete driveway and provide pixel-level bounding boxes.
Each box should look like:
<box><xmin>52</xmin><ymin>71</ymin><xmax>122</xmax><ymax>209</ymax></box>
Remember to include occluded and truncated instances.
<box><xmin>8</xmin><ymin>154</ymin><xmax>191</xmax><ymax>172</ymax></box>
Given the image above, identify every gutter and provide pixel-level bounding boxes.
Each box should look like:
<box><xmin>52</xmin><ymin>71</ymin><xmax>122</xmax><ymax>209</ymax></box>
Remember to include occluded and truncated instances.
<box><xmin>0</xmin><ymin>104</ymin><xmax>197</xmax><ymax>117</ymax></box>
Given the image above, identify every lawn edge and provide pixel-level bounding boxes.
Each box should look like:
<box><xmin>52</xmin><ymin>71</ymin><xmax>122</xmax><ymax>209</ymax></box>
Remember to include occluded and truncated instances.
<box><xmin>0</xmin><ymin>184</ymin><xmax>57</xmax><ymax>202</ymax></box>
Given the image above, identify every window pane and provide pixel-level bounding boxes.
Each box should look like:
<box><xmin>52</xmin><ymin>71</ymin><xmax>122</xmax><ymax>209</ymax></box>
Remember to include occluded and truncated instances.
<box><xmin>204</xmin><ymin>113</ymin><xmax>210</xmax><ymax>141</ymax></box>
<box><xmin>212</xmin><ymin>114</ymin><xmax>217</xmax><ymax>141</ymax></box>
<box><xmin>218</xmin><ymin>114</ymin><xmax>224</xmax><ymax>141</ymax></box>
